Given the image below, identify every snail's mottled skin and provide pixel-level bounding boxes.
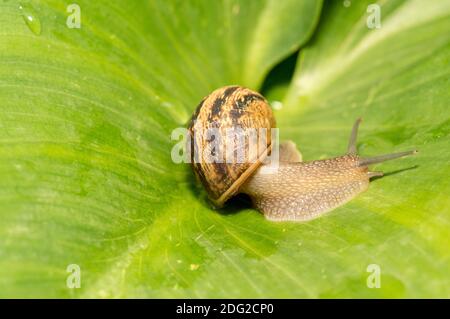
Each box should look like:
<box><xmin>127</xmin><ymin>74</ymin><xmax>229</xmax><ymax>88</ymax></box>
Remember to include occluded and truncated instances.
<box><xmin>241</xmin><ymin>156</ymin><xmax>370</xmax><ymax>221</ymax></box>
<box><xmin>189</xmin><ymin>86</ymin><xmax>416</xmax><ymax>222</ymax></box>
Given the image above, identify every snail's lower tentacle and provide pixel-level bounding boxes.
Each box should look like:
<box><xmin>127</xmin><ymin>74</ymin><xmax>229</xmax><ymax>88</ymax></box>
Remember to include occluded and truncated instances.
<box><xmin>367</xmin><ymin>171</ymin><xmax>384</xmax><ymax>178</ymax></box>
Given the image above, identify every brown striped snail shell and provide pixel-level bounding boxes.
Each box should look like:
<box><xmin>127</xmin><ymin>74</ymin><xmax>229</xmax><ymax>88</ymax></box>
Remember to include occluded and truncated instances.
<box><xmin>188</xmin><ymin>86</ymin><xmax>275</xmax><ymax>206</ymax></box>
<box><xmin>188</xmin><ymin>85</ymin><xmax>416</xmax><ymax>222</ymax></box>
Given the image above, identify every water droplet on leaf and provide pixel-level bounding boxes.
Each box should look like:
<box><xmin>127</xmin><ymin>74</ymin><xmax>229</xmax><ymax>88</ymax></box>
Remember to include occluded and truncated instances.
<box><xmin>271</xmin><ymin>101</ymin><xmax>283</xmax><ymax>110</ymax></box>
<box><xmin>19</xmin><ymin>3</ymin><xmax>41</xmax><ymax>35</ymax></box>
<box><xmin>189</xmin><ymin>264</ymin><xmax>199</xmax><ymax>271</ymax></box>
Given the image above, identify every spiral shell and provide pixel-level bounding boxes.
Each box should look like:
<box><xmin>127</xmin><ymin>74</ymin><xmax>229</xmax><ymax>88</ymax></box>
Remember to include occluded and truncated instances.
<box><xmin>188</xmin><ymin>86</ymin><xmax>275</xmax><ymax>207</ymax></box>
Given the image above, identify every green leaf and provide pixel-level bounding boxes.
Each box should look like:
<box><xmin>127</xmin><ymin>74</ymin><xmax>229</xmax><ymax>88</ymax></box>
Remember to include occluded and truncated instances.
<box><xmin>278</xmin><ymin>0</ymin><xmax>450</xmax><ymax>297</ymax></box>
<box><xmin>0</xmin><ymin>0</ymin><xmax>323</xmax><ymax>297</ymax></box>
<box><xmin>1</xmin><ymin>0</ymin><xmax>448</xmax><ymax>298</ymax></box>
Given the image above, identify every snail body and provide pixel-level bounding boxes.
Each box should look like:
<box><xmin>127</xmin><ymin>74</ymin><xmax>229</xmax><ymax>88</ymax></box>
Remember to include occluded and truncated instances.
<box><xmin>188</xmin><ymin>86</ymin><xmax>416</xmax><ymax>222</ymax></box>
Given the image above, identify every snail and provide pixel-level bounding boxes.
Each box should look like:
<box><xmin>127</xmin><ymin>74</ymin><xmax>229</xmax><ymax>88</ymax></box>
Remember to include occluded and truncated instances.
<box><xmin>187</xmin><ymin>86</ymin><xmax>416</xmax><ymax>222</ymax></box>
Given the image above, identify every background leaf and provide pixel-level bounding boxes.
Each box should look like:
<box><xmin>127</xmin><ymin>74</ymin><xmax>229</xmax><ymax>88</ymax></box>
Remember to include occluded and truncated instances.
<box><xmin>0</xmin><ymin>0</ymin><xmax>322</xmax><ymax>297</ymax></box>
<box><xmin>278</xmin><ymin>0</ymin><xmax>450</xmax><ymax>297</ymax></box>
<box><xmin>0</xmin><ymin>0</ymin><xmax>448</xmax><ymax>298</ymax></box>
